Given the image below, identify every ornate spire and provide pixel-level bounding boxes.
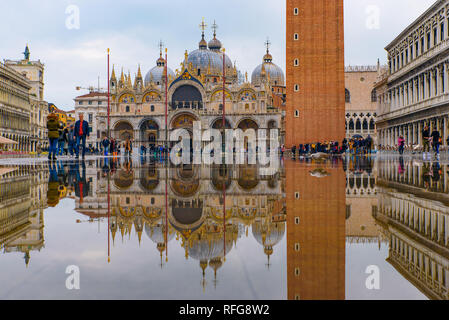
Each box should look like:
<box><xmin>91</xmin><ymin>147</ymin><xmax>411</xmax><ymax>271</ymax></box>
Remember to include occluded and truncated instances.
<box><xmin>137</xmin><ymin>64</ymin><xmax>142</xmax><ymax>79</ymax></box>
<box><xmin>120</xmin><ymin>67</ymin><xmax>125</xmax><ymax>85</ymax></box>
<box><xmin>111</xmin><ymin>64</ymin><xmax>116</xmax><ymax>81</ymax></box>
<box><xmin>127</xmin><ymin>70</ymin><xmax>132</xmax><ymax>87</ymax></box>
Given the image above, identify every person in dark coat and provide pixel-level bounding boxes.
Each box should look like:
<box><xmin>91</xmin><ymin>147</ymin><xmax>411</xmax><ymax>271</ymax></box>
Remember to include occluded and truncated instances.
<box><xmin>74</xmin><ymin>114</ymin><xmax>90</xmax><ymax>159</ymax></box>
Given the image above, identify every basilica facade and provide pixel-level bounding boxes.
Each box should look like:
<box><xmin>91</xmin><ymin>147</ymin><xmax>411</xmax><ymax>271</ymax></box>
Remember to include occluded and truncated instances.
<box><xmin>99</xmin><ymin>25</ymin><xmax>285</xmax><ymax>151</ymax></box>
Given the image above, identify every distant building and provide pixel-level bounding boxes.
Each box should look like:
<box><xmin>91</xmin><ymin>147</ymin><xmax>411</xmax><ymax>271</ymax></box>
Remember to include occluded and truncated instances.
<box><xmin>5</xmin><ymin>45</ymin><xmax>48</xmax><ymax>151</ymax></box>
<box><xmin>74</xmin><ymin>91</ymin><xmax>108</xmax><ymax>149</ymax></box>
<box><xmin>0</xmin><ymin>62</ymin><xmax>31</xmax><ymax>152</ymax></box>
<box><xmin>345</xmin><ymin>65</ymin><xmax>378</xmax><ymax>145</ymax></box>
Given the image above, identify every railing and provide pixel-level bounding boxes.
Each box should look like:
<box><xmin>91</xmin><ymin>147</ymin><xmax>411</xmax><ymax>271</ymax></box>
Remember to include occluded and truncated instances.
<box><xmin>377</xmin><ymin>92</ymin><xmax>449</xmax><ymax>121</ymax></box>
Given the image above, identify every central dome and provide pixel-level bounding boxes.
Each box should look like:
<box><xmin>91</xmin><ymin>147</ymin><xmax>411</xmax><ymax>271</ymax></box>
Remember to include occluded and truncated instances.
<box><xmin>188</xmin><ymin>48</ymin><xmax>232</xmax><ymax>76</ymax></box>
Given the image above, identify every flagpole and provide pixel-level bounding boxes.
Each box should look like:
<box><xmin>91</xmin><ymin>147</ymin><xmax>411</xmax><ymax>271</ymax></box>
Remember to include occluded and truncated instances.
<box><xmin>107</xmin><ymin>48</ymin><xmax>110</xmax><ymax>138</ymax></box>
<box><xmin>222</xmin><ymin>47</ymin><xmax>226</xmax><ymax>261</ymax></box>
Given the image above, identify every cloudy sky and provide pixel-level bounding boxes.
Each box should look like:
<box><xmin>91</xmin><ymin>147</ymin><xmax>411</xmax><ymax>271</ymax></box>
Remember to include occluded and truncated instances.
<box><xmin>0</xmin><ymin>0</ymin><xmax>436</xmax><ymax>110</ymax></box>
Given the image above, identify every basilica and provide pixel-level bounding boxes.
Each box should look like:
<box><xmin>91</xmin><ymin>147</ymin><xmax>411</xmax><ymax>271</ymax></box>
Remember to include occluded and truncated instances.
<box><xmin>100</xmin><ymin>22</ymin><xmax>285</xmax><ymax>150</ymax></box>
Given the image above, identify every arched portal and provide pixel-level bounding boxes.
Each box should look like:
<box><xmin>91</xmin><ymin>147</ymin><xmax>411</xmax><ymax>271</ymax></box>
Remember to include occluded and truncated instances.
<box><xmin>238</xmin><ymin>119</ymin><xmax>259</xmax><ymax>130</ymax></box>
<box><xmin>113</xmin><ymin>121</ymin><xmax>134</xmax><ymax>141</ymax></box>
<box><xmin>140</xmin><ymin>119</ymin><xmax>159</xmax><ymax>147</ymax></box>
<box><xmin>171</xmin><ymin>85</ymin><xmax>203</xmax><ymax>110</ymax></box>
<box><xmin>211</xmin><ymin>118</ymin><xmax>232</xmax><ymax>130</ymax></box>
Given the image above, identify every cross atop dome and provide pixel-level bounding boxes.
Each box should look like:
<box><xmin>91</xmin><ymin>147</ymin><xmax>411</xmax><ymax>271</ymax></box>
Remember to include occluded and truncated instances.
<box><xmin>158</xmin><ymin>40</ymin><xmax>164</xmax><ymax>56</ymax></box>
<box><xmin>199</xmin><ymin>18</ymin><xmax>207</xmax><ymax>36</ymax></box>
<box><xmin>212</xmin><ymin>20</ymin><xmax>218</xmax><ymax>38</ymax></box>
<box><xmin>265</xmin><ymin>37</ymin><xmax>271</xmax><ymax>54</ymax></box>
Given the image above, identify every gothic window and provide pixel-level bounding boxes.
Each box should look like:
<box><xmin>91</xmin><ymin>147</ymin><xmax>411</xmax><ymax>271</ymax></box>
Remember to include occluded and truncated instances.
<box><xmin>345</xmin><ymin>89</ymin><xmax>350</xmax><ymax>103</ymax></box>
<box><xmin>126</xmin><ymin>106</ymin><xmax>130</xmax><ymax>113</ymax></box>
<box><xmin>371</xmin><ymin>89</ymin><xmax>377</xmax><ymax>102</ymax></box>
<box><xmin>356</xmin><ymin>119</ymin><xmax>361</xmax><ymax>131</ymax></box>
<box><xmin>369</xmin><ymin>119</ymin><xmax>375</xmax><ymax>131</ymax></box>
<box><xmin>349</xmin><ymin>119</ymin><xmax>354</xmax><ymax>131</ymax></box>
<box><xmin>363</xmin><ymin>119</ymin><xmax>368</xmax><ymax>130</ymax></box>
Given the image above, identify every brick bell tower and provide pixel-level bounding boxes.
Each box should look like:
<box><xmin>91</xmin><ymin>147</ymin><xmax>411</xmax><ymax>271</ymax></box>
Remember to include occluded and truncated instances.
<box><xmin>286</xmin><ymin>0</ymin><xmax>345</xmax><ymax>146</ymax></box>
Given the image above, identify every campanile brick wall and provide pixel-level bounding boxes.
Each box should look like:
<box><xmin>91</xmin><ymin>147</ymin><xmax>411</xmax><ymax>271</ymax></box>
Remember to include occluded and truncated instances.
<box><xmin>286</xmin><ymin>0</ymin><xmax>345</xmax><ymax>146</ymax></box>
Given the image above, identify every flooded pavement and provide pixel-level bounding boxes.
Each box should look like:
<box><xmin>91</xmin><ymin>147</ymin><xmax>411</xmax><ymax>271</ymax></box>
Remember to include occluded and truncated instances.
<box><xmin>0</xmin><ymin>155</ymin><xmax>447</xmax><ymax>300</ymax></box>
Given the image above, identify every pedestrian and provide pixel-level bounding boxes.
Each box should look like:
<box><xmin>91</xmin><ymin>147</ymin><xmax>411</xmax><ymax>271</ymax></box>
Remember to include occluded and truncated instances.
<box><xmin>124</xmin><ymin>137</ymin><xmax>132</xmax><ymax>157</ymax></box>
<box><xmin>101</xmin><ymin>136</ymin><xmax>110</xmax><ymax>156</ymax></box>
<box><xmin>291</xmin><ymin>145</ymin><xmax>296</xmax><ymax>158</ymax></box>
<box><xmin>74</xmin><ymin>114</ymin><xmax>89</xmax><ymax>159</ymax></box>
<box><xmin>398</xmin><ymin>135</ymin><xmax>405</xmax><ymax>155</ymax></box>
<box><xmin>46</xmin><ymin>113</ymin><xmax>59</xmax><ymax>160</ymax></box>
<box><xmin>57</xmin><ymin>123</ymin><xmax>65</xmax><ymax>156</ymax></box>
<box><xmin>431</xmin><ymin>128</ymin><xmax>441</xmax><ymax>158</ymax></box>
<box><xmin>422</xmin><ymin>125</ymin><xmax>431</xmax><ymax>159</ymax></box>
<box><xmin>67</xmin><ymin>125</ymin><xmax>75</xmax><ymax>157</ymax></box>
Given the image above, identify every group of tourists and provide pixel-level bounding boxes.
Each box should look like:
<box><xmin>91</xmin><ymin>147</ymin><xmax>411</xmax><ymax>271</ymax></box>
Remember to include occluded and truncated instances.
<box><xmin>47</xmin><ymin>113</ymin><xmax>90</xmax><ymax>160</ymax></box>
<box><xmin>287</xmin><ymin>136</ymin><xmax>375</xmax><ymax>157</ymax></box>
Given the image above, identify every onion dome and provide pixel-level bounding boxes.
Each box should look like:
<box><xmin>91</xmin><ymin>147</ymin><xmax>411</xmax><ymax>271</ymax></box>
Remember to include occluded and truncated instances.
<box><xmin>144</xmin><ymin>222</ymin><xmax>175</xmax><ymax>244</ymax></box>
<box><xmin>251</xmin><ymin>219</ymin><xmax>286</xmax><ymax>249</ymax></box>
<box><xmin>251</xmin><ymin>41</ymin><xmax>285</xmax><ymax>87</ymax></box>
<box><xmin>144</xmin><ymin>51</ymin><xmax>175</xmax><ymax>86</ymax></box>
<box><xmin>208</xmin><ymin>37</ymin><xmax>222</xmax><ymax>52</ymax></box>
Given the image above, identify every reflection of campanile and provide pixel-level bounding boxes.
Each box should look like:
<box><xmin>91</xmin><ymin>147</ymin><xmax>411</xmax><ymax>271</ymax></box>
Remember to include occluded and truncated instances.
<box><xmin>286</xmin><ymin>161</ymin><xmax>346</xmax><ymax>300</ymax></box>
<box><xmin>286</xmin><ymin>0</ymin><xmax>345</xmax><ymax>145</ymax></box>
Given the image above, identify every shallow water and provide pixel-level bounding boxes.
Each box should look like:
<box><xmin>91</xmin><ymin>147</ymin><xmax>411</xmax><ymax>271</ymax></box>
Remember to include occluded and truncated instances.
<box><xmin>0</xmin><ymin>155</ymin><xmax>447</xmax><ymax>300</ymax></box>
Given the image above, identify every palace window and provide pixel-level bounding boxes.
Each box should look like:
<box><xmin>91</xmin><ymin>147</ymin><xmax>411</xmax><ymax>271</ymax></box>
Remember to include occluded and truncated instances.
<box><xmin>79</xmin><ymin>101</ymin><xmax>83</xmax><ymax>105</ymax></box>
<box><xmin>371</xmin><ymin>89</ymin><xmax>377</xmax><ymax>102</ymax></box>
<box><xmin>88</xmin><ymin>100</ymin><xmax>92</xmax><ymax>105</ymax></box>
<box><xmin>345</xmin><ymin>89</ymin><xmax>351</xmax><ymax>103</ymax></box>
<box><xmin>427</xmin><ymin>33</ymin><xmax>430</xmax><ymax>50</ymax></box>
<box><xmin>441</xmin><ymin>23</ymin><xmax>445</xmax><ymax>41</ymax></box>
<box><xmin>294</xmin><ymin>8</ymin><xmax>299</xmax><ymax>15</ymax></box>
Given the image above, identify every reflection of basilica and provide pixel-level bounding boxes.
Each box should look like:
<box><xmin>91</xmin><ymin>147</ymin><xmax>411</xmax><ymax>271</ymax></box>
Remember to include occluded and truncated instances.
<box><xmin>0</xmin><ymin>164</ymin><xmax>46</xmax><ymax>266</ymax></box>
<box><xmin>80</xmin><ymin>159</ymin><xmax>286</xmax><ymax>288</ymax></box>
<box><xmin>376</xmin><ymin>158</ymin><xmax>449</xmax><ymax>300</ymax></box>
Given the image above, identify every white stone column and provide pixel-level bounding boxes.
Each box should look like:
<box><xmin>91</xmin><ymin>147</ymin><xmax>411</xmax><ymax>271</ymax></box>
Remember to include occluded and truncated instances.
<box><xmin>443</xmin><ymin>116</ymin><xmax>448</xmax><ymax>146</ymax></box>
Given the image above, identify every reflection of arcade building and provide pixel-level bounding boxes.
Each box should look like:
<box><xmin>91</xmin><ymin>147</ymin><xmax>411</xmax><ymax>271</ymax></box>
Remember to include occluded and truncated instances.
<box><xmin>98</xmin><ymin>163</ymin><xmax>285</xmax><ymax>285</ymax></box>
<box><xmin>103</xmin><ymin>23</ymin><xmax>284</xmax><ymax>151</ymax></box>
<box><xmin>376</xmin><ymin>166</ymin><xmax>449</xmax><ymax>300</ymax></box>
<box><xmin>0</xmin><ymin>166</ymin><xmax>45</xmax><ymax>266</ymax></box>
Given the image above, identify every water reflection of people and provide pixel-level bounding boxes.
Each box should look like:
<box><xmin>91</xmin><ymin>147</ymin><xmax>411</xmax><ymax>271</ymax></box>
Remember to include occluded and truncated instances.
<box><xmin>398</xmin><ymin>156</ymin><xmax>405</xmax><ymax>175</ymax></box>
<box><xmin>431</xmin><ymin>161</ymin><xmax>441</xmax><ymax>190</ymax></box>
<box><xmin>74</xmin><ymin>161</ymin><xmax>89</xmax><ymax>204</ymax></box>
<box><xmin>47</xmin><ymin>162</ymin><xmax>60</xmax><ymax>207</ymax></box>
